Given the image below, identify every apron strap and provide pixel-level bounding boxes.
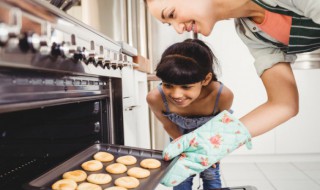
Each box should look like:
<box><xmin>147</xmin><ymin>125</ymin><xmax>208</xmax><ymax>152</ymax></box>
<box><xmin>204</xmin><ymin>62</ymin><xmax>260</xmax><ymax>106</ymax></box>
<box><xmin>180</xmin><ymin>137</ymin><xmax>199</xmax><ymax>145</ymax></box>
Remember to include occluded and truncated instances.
<box><xmin>251</xmin><ymin>0</ymin><xmax>320</xmax><ymax>54</ymax></box>
<box><xmin>252</xmin><ymin>0</ymin><xmax>302</xmax><ymax>17</ymax></box>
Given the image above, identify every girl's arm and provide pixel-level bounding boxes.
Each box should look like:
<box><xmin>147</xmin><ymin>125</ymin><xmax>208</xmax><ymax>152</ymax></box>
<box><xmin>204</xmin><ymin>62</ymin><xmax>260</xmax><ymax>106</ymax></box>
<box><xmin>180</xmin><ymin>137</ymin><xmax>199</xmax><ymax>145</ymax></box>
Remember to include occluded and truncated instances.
<box><xmin>146</xmin><ymin>89</ymin><xmax>182</xmax><ymax>139</ymax></box>
<box><xmin>152</xmin><ymin>109</ymin><xmax>183</xmax><ymax>139</ymax></box>
<box><xmin>240</xmin><ymin>62</ymin><xmax>299</xmax><ymax>137</ymax></box>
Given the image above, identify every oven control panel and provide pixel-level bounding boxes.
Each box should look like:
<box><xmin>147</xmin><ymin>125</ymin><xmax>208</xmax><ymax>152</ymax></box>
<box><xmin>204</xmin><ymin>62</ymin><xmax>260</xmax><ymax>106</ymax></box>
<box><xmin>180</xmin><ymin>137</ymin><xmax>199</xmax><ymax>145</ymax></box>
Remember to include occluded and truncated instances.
<box><xmin>0</xmin><ymin>0</ymin><xmax>136</xmax><ymax>78</ymax></box>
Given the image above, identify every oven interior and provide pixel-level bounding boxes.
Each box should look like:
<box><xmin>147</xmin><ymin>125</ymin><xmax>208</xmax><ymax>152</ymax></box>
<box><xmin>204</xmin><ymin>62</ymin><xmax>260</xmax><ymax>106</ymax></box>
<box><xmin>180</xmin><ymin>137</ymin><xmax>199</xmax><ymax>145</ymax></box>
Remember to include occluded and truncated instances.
<box><xmin>0</xmin><ymin>100</ymin><xmax>103</xmax><ymax>187</ymax></box>
<box><xmin>0</xmin><ymin>67</ymin><xmax>124</xmax><ymax>190</ymax></box>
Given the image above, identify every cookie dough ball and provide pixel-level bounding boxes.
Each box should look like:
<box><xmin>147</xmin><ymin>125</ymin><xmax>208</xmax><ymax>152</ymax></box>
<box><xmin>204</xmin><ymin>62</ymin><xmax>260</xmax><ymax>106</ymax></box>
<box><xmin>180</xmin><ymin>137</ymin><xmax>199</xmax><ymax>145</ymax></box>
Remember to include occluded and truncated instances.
<box><xmin>52</xmin><ymin>179</ymin><xmax>77</xmax><ymax>190</ymax></box>
<box><xmin>116</xmin><ymin>155</ymin><xmax>137</xmax><ymax>166</ymax></box>
<box><xmin>140</xmin><ymin>158</ymin><xmax>161</xmax><ymax>169</ymax></box>
<box><xmin>114</xmin><ymin>176</ymin><xmax>139</xmax><ymax>189</ymax></box>
<box><xmin>87</xmin><ymin>173</ymin><xmax>112</xmax><ymax>185</ymax></box>
<box><xmin>127</xmin><ymin>167</ymin><xmax>150</xmax><ymax>179</ymax></box>
<box><xmin>94</xmin><ymin>152</ymin><xmax>114</xmax><ymax>162</ymax></box>
<box><xmin>106</xmin><ymin>163</ymin><xmax>127</xmax><ymax>174</ymax></box>
<box><xmin>81</xmin><ymin>160</ymin><xmax>103</xmax><ymax>172</ymax></box>
<box><xmin>77</xmin><ymin>182</ymin><xmax>102</xmax><ymax>190</ymax></box>
<box><xmin>62</xmin><ymin>170</ymin><xmax>87</xmax><ymax>182</ymax></box>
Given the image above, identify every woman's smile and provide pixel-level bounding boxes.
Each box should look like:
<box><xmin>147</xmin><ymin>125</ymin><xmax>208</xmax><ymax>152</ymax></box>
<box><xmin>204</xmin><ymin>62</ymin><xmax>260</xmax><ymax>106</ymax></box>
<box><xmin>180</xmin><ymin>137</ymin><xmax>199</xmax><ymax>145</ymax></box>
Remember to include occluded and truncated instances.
<box><xmin>186</xmin><ymin>21</ymin><xmax>197</xmax><ymax>33</ymax></box>
<box><xmin>147</xmin><ymin>0</ymin><xmax>216</xmax><ymax>36</ymax></box>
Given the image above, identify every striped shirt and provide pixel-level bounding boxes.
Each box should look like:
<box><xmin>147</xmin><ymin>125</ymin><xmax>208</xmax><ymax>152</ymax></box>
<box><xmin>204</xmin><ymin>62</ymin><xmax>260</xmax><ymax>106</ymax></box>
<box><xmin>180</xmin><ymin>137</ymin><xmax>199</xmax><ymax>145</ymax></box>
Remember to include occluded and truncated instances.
<box><xmin>252</xmin><ymin>0</ymin><xmax>320</xmax><ymax>54</ymax></box>
<box><xmin>234</xmin><ymin>0</ymin><xmax>320</xmax><ymax>76</ymax></box>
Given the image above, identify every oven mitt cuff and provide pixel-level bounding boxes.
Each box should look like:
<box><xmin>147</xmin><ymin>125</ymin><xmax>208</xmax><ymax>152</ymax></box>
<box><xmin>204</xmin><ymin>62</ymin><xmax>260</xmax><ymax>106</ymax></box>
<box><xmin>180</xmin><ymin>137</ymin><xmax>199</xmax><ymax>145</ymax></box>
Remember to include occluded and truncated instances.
<box><xmin>161</xmin><ymin>110</ymin><xmax>252</xmax><ymax>187</ymax></box>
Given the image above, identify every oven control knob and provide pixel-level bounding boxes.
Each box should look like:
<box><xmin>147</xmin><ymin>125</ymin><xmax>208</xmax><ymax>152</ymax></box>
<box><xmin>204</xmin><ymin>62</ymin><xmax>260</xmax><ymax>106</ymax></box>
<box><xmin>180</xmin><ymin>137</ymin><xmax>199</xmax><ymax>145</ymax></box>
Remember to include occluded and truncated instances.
<box><xmin>96</xmin><ymin>60</ymin><xmax>103</xmax><ymax>67</ymax></box>
<box><xmin>58</xmin><ymin>34</ymin><xmax>81</xmax><ymax>61</ymax></box>
<box><xmin>0</xmin><ymin>23</ymin><xmax>9</xmax><ymax>46</ymax></box>
<box><xmin>51</xmin><ymin>41</ymin><xmax>72</xmax><ymax>58</ymax></box>
<box><xmin>86</xmin><ymin>40</ymin><xmax>97</xmax><ymax>65</ymax></box>
<box><xmin>104</xmin><ymin>58</ymin><xmax>111</xmax><ymax>69</ymax></box>
<box><xmin>58</xmin><ymin>42</ymin><xmax>74</xmax><ymax>59</ymax></box>
<box><xmin>117</xmin><ymin>54</ymin><xmax>124</xmax><ymax>70</ymax></box>
<box><xmin>73</xmin><ymin>46</ymin><xmax>85</xmax><ymax>62</ymax></box>
<box><xmin>0</xmin><ymin>23</ymin><xmax>20</xmax><ymax>47</ymax></box>
<box><xmin>95</xmin><ymin>45</ymin><xmax>105</xmax><ymax>67</ymax></box>
<box><xmin>65</xmin><ymin>34</ymin><xmax>77</xmax><ymax>59</ymax></box>
<box><xmin>86</xmin><ymin>56</ymin><xmax>96</xmax><ymax>65</ymax></box>
<box><xmin>18</xmin><ymin>32</ymin><xmax>40</xmax><ymax>53</ymax></box>
<box><xmin>50</xmin><ymin>42</ymin><xmax>62</xmax><ymax>56</ymax></box>
<box><xmin>103</xmin><ymin>49</ymin><xmax>111</xmax><ymax>69</ymax></box>
<box><xmin>81</xmin><ymin>47</ymin><xmax>88</xmax><ymax>62</ymax></box>
<box><xmin>104</xmin><ymin>60</ymin><xmax>111</xmax><ymax>69</ymax></box>
<box><xmin>18</xmin><ymin>33</ymin><xmax>29</xmax><ymax>52</ymax></box>
<box><xmin>38</xmin><ymin>37</ymin><xmax>50</xmax><ymax>55</ymax></box>
<box><xmin>111</xmin><ymin>53</ymin><xmax>118</xmax><ymax>70</ymax></box>
<box><xmin>122</xmin><ymin>55</ymin><xmax>128</xmax><ymax>67</ymax></box>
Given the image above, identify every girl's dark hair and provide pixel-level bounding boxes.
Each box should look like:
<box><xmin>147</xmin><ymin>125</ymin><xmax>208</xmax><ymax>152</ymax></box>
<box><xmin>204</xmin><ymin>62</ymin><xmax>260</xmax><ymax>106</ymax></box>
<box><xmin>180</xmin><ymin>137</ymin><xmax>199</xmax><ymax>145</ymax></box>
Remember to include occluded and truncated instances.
<box><xmin>156</xmin><ymin>39</ymin><xmax>218</xmax><ymax>85</ymax></box>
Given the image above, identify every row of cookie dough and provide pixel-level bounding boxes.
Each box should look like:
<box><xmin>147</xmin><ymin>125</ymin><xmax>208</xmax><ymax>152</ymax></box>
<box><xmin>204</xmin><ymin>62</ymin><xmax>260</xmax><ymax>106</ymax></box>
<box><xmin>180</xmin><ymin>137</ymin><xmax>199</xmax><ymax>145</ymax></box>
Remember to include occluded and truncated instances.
<box><xmin>52</xmin><ymin>152</ymin><xmax>161</xmax><ymax>189</ymax></box>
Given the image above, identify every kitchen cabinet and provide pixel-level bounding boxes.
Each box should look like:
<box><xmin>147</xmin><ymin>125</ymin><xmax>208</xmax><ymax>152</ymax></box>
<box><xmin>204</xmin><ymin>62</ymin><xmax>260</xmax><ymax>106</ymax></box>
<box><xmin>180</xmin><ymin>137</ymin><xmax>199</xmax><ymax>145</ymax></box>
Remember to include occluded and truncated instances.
<box><xmin>123</xmin><ymin>70</ymin><xmax>151</xmax><ymax>149</ymax></box>
<box><xmin>122</xmin><ymin>66</ymin><xmax>136</xmax><ymax>108</ymax></box>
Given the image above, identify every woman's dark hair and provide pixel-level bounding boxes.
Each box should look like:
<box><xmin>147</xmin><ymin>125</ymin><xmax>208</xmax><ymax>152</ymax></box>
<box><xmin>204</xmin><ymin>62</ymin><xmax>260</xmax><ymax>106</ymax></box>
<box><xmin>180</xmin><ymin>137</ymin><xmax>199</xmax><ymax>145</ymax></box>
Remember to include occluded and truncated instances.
<box><xmin>156</xmin><ymin>39</ymin><xmax>218</xmax><ymax>85</ymax></box>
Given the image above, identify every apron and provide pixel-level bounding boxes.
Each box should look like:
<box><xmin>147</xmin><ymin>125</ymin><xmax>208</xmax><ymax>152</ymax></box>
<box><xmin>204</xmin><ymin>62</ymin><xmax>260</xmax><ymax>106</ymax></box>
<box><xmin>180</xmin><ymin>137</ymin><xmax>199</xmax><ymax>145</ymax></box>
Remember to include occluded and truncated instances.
<box><xmin>251</xmin><ymin>0</ymin><xmax>320</xmax><ymax>54</ymax></box>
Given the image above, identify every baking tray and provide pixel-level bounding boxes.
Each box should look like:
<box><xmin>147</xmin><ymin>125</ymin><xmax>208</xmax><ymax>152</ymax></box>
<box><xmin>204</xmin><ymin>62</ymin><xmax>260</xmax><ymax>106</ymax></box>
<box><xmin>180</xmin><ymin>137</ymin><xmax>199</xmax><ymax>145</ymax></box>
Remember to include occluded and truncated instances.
<box><xmin>211</xmin><ymin>186</ymin><xmax>258</xmax><ymax>190</ymax></box>
<box><xmin>23</xmin><ymin>143</ymin><xmax>178</xmax><ymax>190</ymax></box>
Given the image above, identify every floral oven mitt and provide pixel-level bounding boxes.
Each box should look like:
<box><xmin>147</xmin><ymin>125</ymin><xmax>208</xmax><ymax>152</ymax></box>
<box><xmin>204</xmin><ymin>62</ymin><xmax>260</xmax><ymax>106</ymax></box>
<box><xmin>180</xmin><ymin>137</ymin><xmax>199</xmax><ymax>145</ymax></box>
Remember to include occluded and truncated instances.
<box><xmin>161</xmin><ymin>110</ymin><xmax>252</xmax><ymax>187</ymax></box>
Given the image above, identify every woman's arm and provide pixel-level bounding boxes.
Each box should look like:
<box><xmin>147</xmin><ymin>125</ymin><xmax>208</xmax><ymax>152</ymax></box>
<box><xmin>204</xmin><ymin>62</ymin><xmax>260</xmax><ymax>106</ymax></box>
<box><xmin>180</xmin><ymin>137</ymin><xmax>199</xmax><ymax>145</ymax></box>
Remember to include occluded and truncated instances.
<box><xmin>146</xmin><ymin>89</ymin><xmax>182</xmax><ymax>139</ymax></box>
<box><xmin>240</xmin><ymin>62</ymin><xmax>299</xmax><ymax>137</ymax></box>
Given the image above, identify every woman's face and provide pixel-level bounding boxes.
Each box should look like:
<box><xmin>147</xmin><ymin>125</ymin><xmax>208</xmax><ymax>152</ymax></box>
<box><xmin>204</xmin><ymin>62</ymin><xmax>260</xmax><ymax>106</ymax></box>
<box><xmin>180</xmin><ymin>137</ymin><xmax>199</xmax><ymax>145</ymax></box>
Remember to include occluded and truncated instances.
<box><xmin>147</xmin><ymin>0</ymin><xmax>216</xmax><ymax>36</ymax></box>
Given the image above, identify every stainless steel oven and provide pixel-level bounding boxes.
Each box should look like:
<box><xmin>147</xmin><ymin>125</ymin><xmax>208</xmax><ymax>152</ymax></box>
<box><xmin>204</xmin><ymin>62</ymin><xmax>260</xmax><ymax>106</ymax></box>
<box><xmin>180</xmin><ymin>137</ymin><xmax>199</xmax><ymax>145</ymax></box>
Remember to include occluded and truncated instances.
<box><xmin>0</xmin><ymin>0</ymin><xmax>159</xmax><ymax>189</ymax></box>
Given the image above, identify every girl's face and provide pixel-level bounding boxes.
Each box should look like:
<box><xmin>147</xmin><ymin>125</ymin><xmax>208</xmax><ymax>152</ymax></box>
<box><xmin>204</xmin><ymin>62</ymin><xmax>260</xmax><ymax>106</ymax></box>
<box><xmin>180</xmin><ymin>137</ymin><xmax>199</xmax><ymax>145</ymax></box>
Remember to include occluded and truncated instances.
<box><xmin>147</xmin><ymin>0</ymin><xmax>216</xmax><ymax>36</ymax></box>
<box><xmin>162</xmin><ymin>82</ymin><xmax>203</xmax><ymax>108</ymax></box>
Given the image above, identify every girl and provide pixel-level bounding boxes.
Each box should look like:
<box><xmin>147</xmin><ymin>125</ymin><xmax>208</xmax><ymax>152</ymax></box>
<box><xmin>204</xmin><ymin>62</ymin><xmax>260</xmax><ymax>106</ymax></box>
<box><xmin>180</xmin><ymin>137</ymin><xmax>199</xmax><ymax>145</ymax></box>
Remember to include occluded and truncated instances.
<box><xmin>147</xmin><ymin>39</ymin><xmax>233</xmax><ymax>190</ymax></box>
<box><xmin>144</xmin><ymin>0</ymin><xmax>320</xmax><ymax>139</ymax></box>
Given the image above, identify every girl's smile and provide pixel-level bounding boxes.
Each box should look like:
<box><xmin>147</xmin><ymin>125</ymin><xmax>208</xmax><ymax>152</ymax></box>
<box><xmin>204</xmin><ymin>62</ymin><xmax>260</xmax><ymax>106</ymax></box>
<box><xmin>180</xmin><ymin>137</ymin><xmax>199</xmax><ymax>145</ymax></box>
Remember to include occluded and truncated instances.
<box><xmin>169</xmin><ymin>96</ymin><xmax>189</xmax><ymax>106</ymax></box>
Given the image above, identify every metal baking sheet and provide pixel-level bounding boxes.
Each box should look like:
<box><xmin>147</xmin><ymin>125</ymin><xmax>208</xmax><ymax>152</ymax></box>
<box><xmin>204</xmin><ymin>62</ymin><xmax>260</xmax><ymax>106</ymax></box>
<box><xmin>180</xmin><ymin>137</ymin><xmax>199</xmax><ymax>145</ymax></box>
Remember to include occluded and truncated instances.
<box><xmin>214</xmin><ymin>186</ymin><xmax>258</xmax><ymax>190</ymax></box>
<box><xmin>23</xmin><ymin>143</ymin><xmax>177</xmax><ymax>190</ymax></box>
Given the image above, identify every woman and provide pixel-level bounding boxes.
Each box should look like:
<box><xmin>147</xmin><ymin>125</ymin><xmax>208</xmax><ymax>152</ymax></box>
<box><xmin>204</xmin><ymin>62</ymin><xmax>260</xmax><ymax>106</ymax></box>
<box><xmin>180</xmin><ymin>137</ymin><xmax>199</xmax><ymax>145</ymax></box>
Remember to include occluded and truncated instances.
<box><xmin>144</xmin><ymin>0</ymin><xmax>320</xmax><ymax>138</ymax></box>
<box><xmin>143</xmin><ymin>0</ymin><xmax>320</xmax><ymax>187</ymax></box>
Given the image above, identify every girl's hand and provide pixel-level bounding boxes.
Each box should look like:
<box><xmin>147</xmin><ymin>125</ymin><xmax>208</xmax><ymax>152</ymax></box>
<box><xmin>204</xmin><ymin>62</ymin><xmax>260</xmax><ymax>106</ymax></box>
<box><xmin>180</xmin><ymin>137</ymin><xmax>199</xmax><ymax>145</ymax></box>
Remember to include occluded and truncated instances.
<box><xmin>211</xmin><ymin>161</ymin><xmax>219</xmax><ymax>168</ymax></box>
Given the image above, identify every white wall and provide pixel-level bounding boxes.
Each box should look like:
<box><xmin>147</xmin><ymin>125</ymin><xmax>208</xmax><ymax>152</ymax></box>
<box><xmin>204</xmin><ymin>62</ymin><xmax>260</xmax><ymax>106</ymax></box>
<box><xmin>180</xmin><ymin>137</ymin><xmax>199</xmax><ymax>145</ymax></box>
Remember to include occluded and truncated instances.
<box><xmin>276</xmin><ymin>69</ymin><xmax>320</xmax><ymax>154</ymax></box>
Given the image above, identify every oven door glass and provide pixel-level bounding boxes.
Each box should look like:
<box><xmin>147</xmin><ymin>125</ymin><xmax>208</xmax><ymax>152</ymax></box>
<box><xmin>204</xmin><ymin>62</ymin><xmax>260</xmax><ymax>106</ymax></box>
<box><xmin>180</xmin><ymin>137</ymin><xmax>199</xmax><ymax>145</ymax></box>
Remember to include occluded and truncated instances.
<box><xmin>0</xmin><ymin>99</ymin><xmax>109</xmax><ymax>190</ymax></box>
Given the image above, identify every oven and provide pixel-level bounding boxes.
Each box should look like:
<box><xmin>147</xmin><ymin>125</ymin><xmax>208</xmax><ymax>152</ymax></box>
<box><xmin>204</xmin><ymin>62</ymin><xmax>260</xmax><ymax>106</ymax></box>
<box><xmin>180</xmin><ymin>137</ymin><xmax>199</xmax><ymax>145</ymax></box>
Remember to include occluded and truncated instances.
<box><xmin>0</xmin><ymin>0</ymin><xmax>155</xmax><ymax>189</ymax></box>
